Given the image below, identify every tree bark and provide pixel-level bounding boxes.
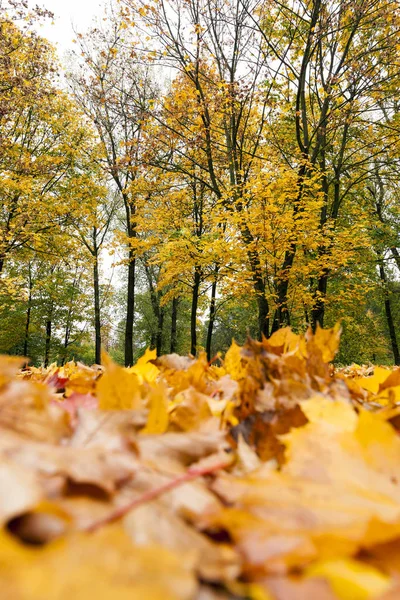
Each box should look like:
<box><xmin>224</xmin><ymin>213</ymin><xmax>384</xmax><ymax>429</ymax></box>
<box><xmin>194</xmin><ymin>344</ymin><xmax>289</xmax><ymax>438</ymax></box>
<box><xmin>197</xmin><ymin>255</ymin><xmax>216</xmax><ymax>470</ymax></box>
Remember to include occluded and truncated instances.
<box><xmin>44</xmin><ymin>318</ymin><xmax>52</xmax><ymax>368</ymax></box>
<box><xmin>93</xmin><ymin>255</ymin><xmax>101</xmax><ymax>365</ymax></box>
<box><xmin>311</xmin><ymin>155</ymin><xmax>330</xmax><ymax>331</ymax></box>
<box><xmin>270</xmin><ymin>163</ymin><xmax>308</xmax><ymax>334</ymax></box>
<box><xmin>191</xmin><ymin>267</ymin><xmax>202</xmax><ymax>356</ymax></box>
<box><xmin>206</xmin><ymin>277</ymin><xmax>217</xmax><ymax>361</ymax></box>
<box><xmin>257</xmin><ymin>291</ymin><xmax>270</xmax><ymax>339</ymax></box>
<box><xmin>170</xmin><ymin>297</ymin><xmax>178</xmax><ymax>353</ymax></box>
<box><xmin>23</xmin><ymin>263</ymin><xmax>32</xmax><ymax>358</ymax></box>
<box><xmin>311</xmin><ymin>270</ymin><xmax>328</xmax><ymax>331</ymax></box>
<box><xmin>379</xmin><ymin>258</ymin><xmax>400</xmax><ymax>365</ymax></box>
<box><xmin>124</xmin><ymin>250</ymin><xmax>135</xmax><ymax>366</ymax></box>
<box><xmin>156</xmin><ymin>305</ymin><xmax>164</xmax><ymax>356</ymax></box>
<box><xmin>239</xmin><ymin>220</ymin><xmax>269</xmax><ymax>338</ymax></box>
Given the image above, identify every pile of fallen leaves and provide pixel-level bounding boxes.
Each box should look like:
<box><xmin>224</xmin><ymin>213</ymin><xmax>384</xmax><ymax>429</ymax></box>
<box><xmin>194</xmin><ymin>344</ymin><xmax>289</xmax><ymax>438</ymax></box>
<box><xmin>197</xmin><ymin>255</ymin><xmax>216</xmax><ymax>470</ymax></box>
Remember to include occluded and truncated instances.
<box><xmin>3</xmin><ymin>325</ymin><xmax>400</xmax><ymax>599</ymax></box>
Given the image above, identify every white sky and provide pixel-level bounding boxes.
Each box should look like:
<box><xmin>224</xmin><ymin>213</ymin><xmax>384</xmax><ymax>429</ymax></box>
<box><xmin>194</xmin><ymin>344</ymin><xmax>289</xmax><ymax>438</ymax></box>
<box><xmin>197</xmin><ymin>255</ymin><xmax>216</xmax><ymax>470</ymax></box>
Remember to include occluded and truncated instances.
<box><xmin>31</xmin><ymin>0</ymin><xmax>106</xmax><ymax>54</ymax></box>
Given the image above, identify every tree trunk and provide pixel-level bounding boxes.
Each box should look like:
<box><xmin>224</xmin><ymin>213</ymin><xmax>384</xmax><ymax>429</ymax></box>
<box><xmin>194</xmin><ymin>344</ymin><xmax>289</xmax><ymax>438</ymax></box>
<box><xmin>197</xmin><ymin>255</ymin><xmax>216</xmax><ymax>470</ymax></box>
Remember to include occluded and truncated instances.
<box><xmin>270</xmin><ymin>163</ymin><xmax>308</xmax><ymax>334</ymax></box>
<box><xmin>206</xmin><ymin>277</ymin><xmax>218</xmax><ymax>361</ymax></box>
<box><xmin>124</xmin><ymin>251</ymin><xmax>135</xmax><ymax>366</ymax></box>
<box><xmin>257</xmin><ymin>291</ymin><xmax>270</xmax><ymax>339</ymax></box>
<box><xmin>93</xmin><ymin>255</ymin><xmax>101</xmax><ymax>365</ymax></box>
<box><xmin>156</xmin><ymin>305</ymin><xmax>164</xmax><ymax>356</ymax></box>
<box><xmin>150</xmin><ymin>332</ymin><xmax>156</xmax><ymax>350</ymax></box>
<box><xmin>170</xmin><ymin>297</ymin><xmax>178</xmax><ymax>353</ymax></box>
<box><xmin>239</xmin><ymin>222</ymin><xmax>269</xmax><ymax>339</ymax></box>
<box><xmin>311</xmin><ymin>270</ymin><xmax>328</xmax><ymax>331</ymax></box>
<box><xmin>23</xmin><ymin>263</ymin><xmax>32</xmax><ymax>358</ymax></box>
<box><xmin>190</xmin><ymin>267</ymin><xmax>202</xmax><ymax>356</ymax></box>
<box><xmin>44</xmin><ymin>318</ymin><xmax>52</xmax><ymax>368</ymax></box>
<box><xmin>379</xmin><ymin>259</ymin><xmax>400</xmax><ymax>365</ymax></box>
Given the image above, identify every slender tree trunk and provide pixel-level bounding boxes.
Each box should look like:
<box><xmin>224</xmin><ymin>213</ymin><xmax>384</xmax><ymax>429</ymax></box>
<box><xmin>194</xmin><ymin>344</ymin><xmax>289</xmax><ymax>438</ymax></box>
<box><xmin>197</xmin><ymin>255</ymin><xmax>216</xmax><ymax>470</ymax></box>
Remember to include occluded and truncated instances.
<box><xmin>23</xmin><ymin>263</ymin><xmax>32</xmax><ymax>357</ymax></box>
<box><xmin>125</xmin><ymin>251</ymin><xmax>135</xmax><ymax>366</ymax></box>
<box><xmin>271</xmin><ymin>164</ymin><xmax>308</xmax><ymax>334</ymax></box>
<box><xmin>0</xmin><ymin>257</ymin><xmax>4</xmax><ymax>275</ymax></box>
<box><xmin>156</xmin><ymin>305</ymin><xmax>164</xmax><ymax>356</ymax></box>
<box><xmin>191</xmin><ymin>267</ymin><xmax>202</xmax><ymax>356</ymax></box>
<box><xmin>311</xmin><ymin>159</ymin><xmax>329</xmax><ymax>331</ymax></box>
<box><xmin>143</xmin><ymin>263</ymin><xmax>164</xmax><ymax>356</ymax></box>
<box><xmin>311</xmin><ymin>271</ymin><xmax>328</xmax><ymax>331</ymax></box>
<box><xmin>44</xmin><ymin>318</ymin><xmax>52</xmax><ymax>368</ymax></box>
<box><xmin>239</xmin><ymin>221</ymin><xmax>269</xmax><ymax>338</ymax></box>
<box><xmin>170</xmin><ymin>297</ymin><xmax>178</xmax><ymax>353</ymax></box>
<box><xmin>93</xmin><ymin>255</ymin><xmax>101</xmax><ymax>365</ymax></box>
<box><xmin>206</xmin><ymin>277</ymin><xmax>218</xmax><ymax>361</ymax></box>
<box><xmin>379</xmin><ymin>258</ymin><xmax>400</xmax><ymax>365</ymax></box>
<box><xmin>150</xmin><ymin>332</ymin><xmax>156</xmax><ymax>349</ymax></box>
<box><xmin>257</xmin><ymin>291</ymin><xmax>270</xmax><ymax>339</ymax></box>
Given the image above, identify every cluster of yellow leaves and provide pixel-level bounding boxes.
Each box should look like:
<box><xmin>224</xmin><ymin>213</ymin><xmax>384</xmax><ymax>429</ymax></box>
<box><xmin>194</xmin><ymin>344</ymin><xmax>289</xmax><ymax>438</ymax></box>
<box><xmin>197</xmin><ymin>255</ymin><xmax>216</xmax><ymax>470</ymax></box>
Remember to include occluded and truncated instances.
<box><xmin>3</xmin><ymin>326</ymin><xmax>400</xmax><ymax>598</ymax></box>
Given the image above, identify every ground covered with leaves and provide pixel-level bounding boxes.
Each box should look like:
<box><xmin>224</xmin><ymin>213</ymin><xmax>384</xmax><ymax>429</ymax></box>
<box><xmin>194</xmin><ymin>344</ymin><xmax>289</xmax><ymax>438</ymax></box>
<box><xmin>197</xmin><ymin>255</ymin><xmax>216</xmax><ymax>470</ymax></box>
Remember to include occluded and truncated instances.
<box><xmin>3</xmin><ymin>326</ymin><xmax>400</xmax><ymax>599</ymax></box>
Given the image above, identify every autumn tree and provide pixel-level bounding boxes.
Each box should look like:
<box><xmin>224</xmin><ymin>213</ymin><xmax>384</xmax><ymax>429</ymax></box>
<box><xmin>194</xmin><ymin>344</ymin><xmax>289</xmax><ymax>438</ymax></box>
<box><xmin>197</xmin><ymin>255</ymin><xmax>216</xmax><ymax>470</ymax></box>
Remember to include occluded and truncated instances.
<box><xmin>122</xmin><ymin>0</ymin><xmax>281</xmax><ymax>338</ymax></box>
<box><xmin>0</xmin><ymin>24</ymin><xmax>98</xmax><ymax>275</ymax></box>
<box><xmin>253</xmin><ymin>0</ymin><xmax>400</xmax><ymax>330</ymax></box>
<box><xmin>68</xmin><ymin>9</ymin><xmax>157</xmax><ymax>366</ymax></box>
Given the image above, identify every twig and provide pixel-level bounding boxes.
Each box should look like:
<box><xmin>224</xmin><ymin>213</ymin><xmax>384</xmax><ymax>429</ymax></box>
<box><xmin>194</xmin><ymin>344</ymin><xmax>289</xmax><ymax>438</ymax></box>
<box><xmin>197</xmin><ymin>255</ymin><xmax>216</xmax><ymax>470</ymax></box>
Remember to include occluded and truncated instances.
<box><xmin>84</xmin><ymin>457</ymin><xmax>230</xmax><ymax>533</ymax></box>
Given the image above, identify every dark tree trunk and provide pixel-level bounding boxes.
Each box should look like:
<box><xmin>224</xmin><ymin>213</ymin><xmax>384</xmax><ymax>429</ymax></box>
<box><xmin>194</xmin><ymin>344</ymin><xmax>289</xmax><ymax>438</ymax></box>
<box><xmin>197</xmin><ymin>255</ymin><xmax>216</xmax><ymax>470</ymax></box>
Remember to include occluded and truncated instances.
<box><xmin>156</xmin><ymin>305</ymin><xmax>164</xmax><ymax>356</ymax></box>
<box><xmin>257</xmin><ymin>291</ymin><xmax>270</xmax><ymax>339</ymax></box>
<box><xmin>191</xmin><ymin>267</ymin><xmax>202</xmax><ymax>356</ymax></box>
<box><xmin>271</xmin><ymin>285</ymin><xmax>291</xmax><ymax>334</ymax></box>
<box><xmin>379</xmin><ymin>259</ymin><xmax>400</xmax><ymax>365</ymax></box>
<box><xmin>93</xmin><ymin>255</ymin><xmax>101</xmax><ymax>365</ymax></box>
<box><xmin>270</xmin><ymin>164</ymin><xmax>308</xmax><ymax>334</ymax></box>
<box><xmin>310</xmin><ymin>149</ymin><xmax>330</xmax><ymax>332</ymax></box>
<box><xmin>239</xmin><ymin>221</ymin><xmax>269</xmax><ymax>339</ymax></box>
<box><xmin>143</xmin><ymin>263</ymin><xmax>164</xmax><ymax>356</ymax></box>
<box><xmin>206</xmin><ymin>277</ymin><xmax>218</xmax><ymax>361</ymax></box>
<box><xmin>150</xmin><ymin>332</ymin><xmax>156</xmax><ymax>350</ymax></box>
<box><xmin>23</xmin><ymin>263</ymin><xmax>32</xmax><ymax>358</ymax></box>
<box><xmin>44</xmin><ymin>318</ymin><xmax>52</xmax><ymax>368</ymax></box>
<box><xmin>124</xmin><ymin>251</ymin><xmax>135</xmax><ymax>366</ymax></box>
<box><xmin>170</xmin><ymin>297</ymin><xmax>178</xmax><ymax>353</ymax></box>
<box><xmin>311</xmin><ymin>270</ymin><xmax>328</xmax><ymax>331</ymax></box>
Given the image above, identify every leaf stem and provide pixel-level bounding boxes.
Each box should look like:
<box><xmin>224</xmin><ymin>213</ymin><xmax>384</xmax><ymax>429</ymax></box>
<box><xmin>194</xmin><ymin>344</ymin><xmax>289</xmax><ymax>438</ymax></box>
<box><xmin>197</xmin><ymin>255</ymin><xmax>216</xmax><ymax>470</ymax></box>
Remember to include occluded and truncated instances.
<box><xmin>84</xmin><ymin>457</ymin><xmax>230</xmax><ymax>532</ymax></box>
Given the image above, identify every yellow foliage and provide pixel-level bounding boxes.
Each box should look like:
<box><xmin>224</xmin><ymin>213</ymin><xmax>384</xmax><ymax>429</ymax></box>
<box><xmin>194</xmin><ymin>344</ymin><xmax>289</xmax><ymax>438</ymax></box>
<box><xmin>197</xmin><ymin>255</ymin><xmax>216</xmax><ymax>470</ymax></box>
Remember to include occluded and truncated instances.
<box><xmin>224</xmin><ymin>341</ymin><xmax>247</xmax><ymax>381</ymax></box>
<box><xmin>306</xmin><ymin>559</ymin><xmax>391</xmax><ymax>600</ymax></box>
<box><xmin>141</xmin><ymin>382</ymin><xmax>169</xmax><ymax>434</ymax></box>
<box><xmin>5</xmin><ymin>325</ymin><xmax>400</xmax><ymax>598</ymax></box>
<box><xmin>127</xmin><ymin>348</ymin><xmax>159</xmax><ymax>383</ymax></box>
<box><xmin>0</xmin><ymin>527</ymin><xmax>196</xmax><ymax>600</ymax></box>
<box><xmin>97</xmin><ymin>352</ymin><xmax>142</xmax><ymax>410</ymax></box>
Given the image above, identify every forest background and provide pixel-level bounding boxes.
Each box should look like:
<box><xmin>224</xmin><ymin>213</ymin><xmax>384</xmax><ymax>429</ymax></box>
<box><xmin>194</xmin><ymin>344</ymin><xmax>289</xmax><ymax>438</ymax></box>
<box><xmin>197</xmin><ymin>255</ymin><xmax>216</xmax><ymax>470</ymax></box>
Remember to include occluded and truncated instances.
<box><xmin>1</xmin><ymin>0</ymin><xmax>400</xmax><ymax>368</ymax></box>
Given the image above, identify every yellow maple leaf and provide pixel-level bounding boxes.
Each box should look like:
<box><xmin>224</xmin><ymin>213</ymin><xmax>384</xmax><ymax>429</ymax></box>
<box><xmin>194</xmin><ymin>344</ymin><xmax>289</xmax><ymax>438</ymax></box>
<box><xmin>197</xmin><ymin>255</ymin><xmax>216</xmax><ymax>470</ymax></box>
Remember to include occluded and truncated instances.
<box><xmin>97</xmin><ymin>352</ymin><xmax>142</xmax><ymax>410</ymax></box>
<box><xmin>224</xmin><ymin>341</ymin><xmax>247</xmax><ymax>381</ymax></box>
<box><xmin>128</xmin><ymin>348</ymin><xmax>159</xmax><ymax>384</ymax></box>
<box><xmin>356</xmin><ymin>367</ymin><xmax>391</xmax><ymax>394</ymax></box>
<box><xmin>311</xmin><ymin>322</ymin><xmax>342</xmax><ymax>363</ymax></box>
<box><xmin>268</xmin><ymin>327</ymin><xmax>303</xmax><ymax>355</ymax></box>
<box><xmin>141</xmin><ymin>381</ymin><xmax>169</xmax><ymax>434</ymax></box>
